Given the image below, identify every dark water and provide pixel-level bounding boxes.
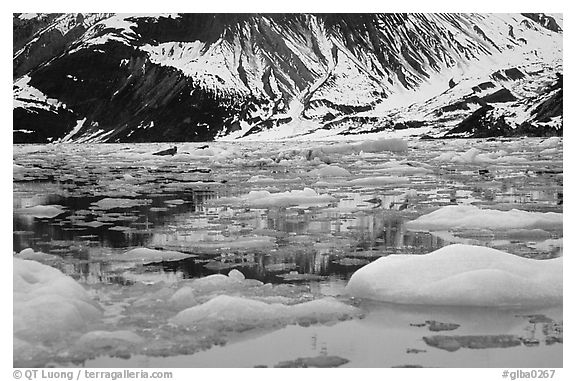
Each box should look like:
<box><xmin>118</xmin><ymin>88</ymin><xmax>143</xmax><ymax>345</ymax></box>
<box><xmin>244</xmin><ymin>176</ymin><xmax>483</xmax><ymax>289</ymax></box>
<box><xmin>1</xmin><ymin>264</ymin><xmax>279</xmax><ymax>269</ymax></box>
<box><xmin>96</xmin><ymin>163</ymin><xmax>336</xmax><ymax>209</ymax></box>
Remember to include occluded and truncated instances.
<box><xmin>13</xmin><ymin>138</ymin><xmax>563</xmax><ymax>367</ymax></box>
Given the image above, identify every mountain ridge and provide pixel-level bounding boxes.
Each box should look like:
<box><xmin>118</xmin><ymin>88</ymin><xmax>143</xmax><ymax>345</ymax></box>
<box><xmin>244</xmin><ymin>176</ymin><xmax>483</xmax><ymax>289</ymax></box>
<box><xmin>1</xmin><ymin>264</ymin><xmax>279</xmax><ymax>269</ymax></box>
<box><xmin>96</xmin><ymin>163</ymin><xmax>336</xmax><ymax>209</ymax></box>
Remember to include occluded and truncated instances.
<box><xmin>13</xmin><ymin>13</ymin><xmax>563</xmax><ymax>143</ymax></box>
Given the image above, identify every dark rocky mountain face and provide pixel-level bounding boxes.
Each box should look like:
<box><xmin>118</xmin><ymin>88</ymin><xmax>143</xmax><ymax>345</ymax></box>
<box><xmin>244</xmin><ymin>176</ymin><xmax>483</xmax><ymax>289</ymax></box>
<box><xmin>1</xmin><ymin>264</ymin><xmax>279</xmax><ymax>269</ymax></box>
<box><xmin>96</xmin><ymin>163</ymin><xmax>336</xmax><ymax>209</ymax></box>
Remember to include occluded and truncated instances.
<box><xmin>13</xmin><ymin>13</ymin><xmax>563</xmax><ymax>143</ymax></box>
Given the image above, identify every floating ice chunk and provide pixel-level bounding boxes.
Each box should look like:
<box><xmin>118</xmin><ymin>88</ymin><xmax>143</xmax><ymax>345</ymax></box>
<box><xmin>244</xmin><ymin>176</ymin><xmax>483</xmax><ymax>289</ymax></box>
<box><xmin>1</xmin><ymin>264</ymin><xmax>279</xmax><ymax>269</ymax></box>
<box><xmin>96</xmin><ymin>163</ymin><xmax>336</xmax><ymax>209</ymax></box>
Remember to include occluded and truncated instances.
<box><xmin>114</xmin><ymin>248</ymin><xmax>195</xmax><ymax>264</ymax></box>
<box><xmin>527</xmin><ymin>238</ymin><xmax>563</xmax><ymax>253</ymax></box>
<box><xmin>275</xmin><ymin>355</ymin><xmax>350</xmax><ymax>368</ymax></box>
<box><xmin>218</xmin><ymin>188</ymin><xmax>337</xmax><ymax>208</ymax></box>
<box><xmin>435</xmin><ymin>152</ymin><xmax>457</xmax><ymax>162</ymax></box>
<box><xmin>345</xmin><ymin>244</ymin><xmax>562</xmax><ymax>306</ymax></box>
<box><xmin>169</xmin><ymin>272</ymin><xmax>263</xmax><ymax>306</ymax></box>
<box><xmin>307</xmin><ymin>165</ymin><xmax>351</xmax><ymax>177</ymax></box>
<box><xmin>378</xmin><ymin>164</ymin><xmax>433</xmax><ymax>175</ymax></box>
<box><xmin>539</xmin><ymin>137</ymin><xmax>562</xmax><ymax>148</ymax></box>
<box><xmin>76</xmin><ymin>330</ymin><xmax>144</xmax><ymax>349</ymax></box>
<box><xmin>15</xmin><ymin>205</ymin><xmax>65</xmax><ymax>218</ymax></box>
<box><xmin>406</xmin><ymin>205</ymin><xmax>562</xmax><ymax>231</ymax></box>
<box><xmin>357</xmin><ymin>138</ymin><xmax>409</xmax><ymax>153</ymax></box>
<box><xmin>13</xmin><ymin>338</ymin><xmax>50</xmax><ymax>368</ymax></box>
<box><xmin>307</xmin><ymin>138</ymin><xmax>408</xmax><ymax>158</ymax></box>
<box><xmin>15</xmin><ymin>248</ymin><xmax>61</xmax><ymax>263</ymax></box>
<box><xmin>247</xmin><ymin>175</ymin><xmax>276</xmax><ymax>183</ymax></box>
<box><xmin>170</xmin><ymin>295</ymin><xmax>360</xmax><ymax>330</ymax></box>
<box><xmin>347</xmin><ymin>176</ymin><xmax>409</xmax><ymax>187</ymax></box>
<box><xmin>540</xmin><ymin>148</ymin><xmax>559</xmax><ymax>155</ymax></box>
<box><xmin>14</xmin><ymin>259</ymin><xmax>102</xmax><ymax>342</ymax></box>
<box><xmin>228</xmin><ymin>269</ymin><xmax>245</xmax><ymax>281</ymax></box>
<box><xmin>91</xmin><ymin>198</ymin><xmax>151</xmax><ymax>210</ymax></box>
<box><xmin>435</xmin><ymin>148</ymin><xmax>527</xmax><ymax>165</ymax></box>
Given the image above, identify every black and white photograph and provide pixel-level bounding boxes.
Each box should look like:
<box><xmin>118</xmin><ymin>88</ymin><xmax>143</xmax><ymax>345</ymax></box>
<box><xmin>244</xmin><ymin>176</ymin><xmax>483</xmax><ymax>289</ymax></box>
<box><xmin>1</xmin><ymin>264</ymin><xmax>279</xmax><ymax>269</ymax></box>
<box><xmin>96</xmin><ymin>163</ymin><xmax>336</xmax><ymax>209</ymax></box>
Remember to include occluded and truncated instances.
<box><xmin>11</xmin><ymin>4</ymin><xmax>565</xmax><ymax>374</ymax></box>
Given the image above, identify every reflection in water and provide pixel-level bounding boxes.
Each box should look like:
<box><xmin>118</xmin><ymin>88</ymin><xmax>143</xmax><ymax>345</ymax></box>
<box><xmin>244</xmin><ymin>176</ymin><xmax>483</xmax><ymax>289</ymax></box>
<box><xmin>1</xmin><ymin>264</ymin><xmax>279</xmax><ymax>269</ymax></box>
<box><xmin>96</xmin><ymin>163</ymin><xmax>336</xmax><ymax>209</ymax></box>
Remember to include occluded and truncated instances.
<box><xmin>13</xmin><ymin>140</ymin><xmax>563</xmax><ymax>368</ymax></box>
<box><xmin>13</xmin><ymin>140</ymin><xmax>563</xmax><ymax>286</ymax></box>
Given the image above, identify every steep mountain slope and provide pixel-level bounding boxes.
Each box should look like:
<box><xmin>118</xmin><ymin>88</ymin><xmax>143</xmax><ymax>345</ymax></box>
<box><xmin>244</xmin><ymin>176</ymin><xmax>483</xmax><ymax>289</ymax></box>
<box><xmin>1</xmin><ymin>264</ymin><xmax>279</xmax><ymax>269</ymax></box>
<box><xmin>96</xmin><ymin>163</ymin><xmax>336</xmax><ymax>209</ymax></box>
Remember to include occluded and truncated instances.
<box><xmin>13</xmin><ymin>13</ymin><xmax>562</xmax><ymax>143</ymax></box>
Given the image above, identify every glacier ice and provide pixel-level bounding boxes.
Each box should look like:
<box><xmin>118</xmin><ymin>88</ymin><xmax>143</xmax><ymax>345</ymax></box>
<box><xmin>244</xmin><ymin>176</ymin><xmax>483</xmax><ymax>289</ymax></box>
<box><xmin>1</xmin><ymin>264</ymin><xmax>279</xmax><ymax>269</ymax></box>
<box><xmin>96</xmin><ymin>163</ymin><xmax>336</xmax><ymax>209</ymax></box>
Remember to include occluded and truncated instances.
<box><xmin>306</xmin><ymin>138</ymin><xmax>408</xmax><ymax>158</ymax></box>
<box><xmin>215</xmin><ymin>187</ymin><xmax>337</xmax><ymax>208</ymax></box>
<box><xmin>15</xmin><ymin>248</ymin><xmax>61</xmax><ymax>263</ymax></box>
<box><xmin>76</xmin><ymin>330</ymin><xmax>144</xmax><ymax>350</ymax></box>
<box><xmin>15</xmin><ymin>205</ymin><xmax>66</xmax><ymax>218</ymax></box>
<box><xmin>113</xmin><ymin>247</ymin><xmax>195</xmax><ymax>264</ymax></box>
<box><xmin>91</xmin><ymin>197</ymin><xmax>152</xmax><ymax>210</ymax></box>
<box><xmin>347</xmin><ymin>176</ymin><xmax>409</xmax><ymax>187</ymax></box>
<box><xmin>307</xmin><ymin>165</ymin><xmax>351</xmax><ymax>177</ymax></box>
<box><xmin>406</xmin><ymin>205</ymin><xmax>562</xmax><ymax>231</ymax></box>
<box><xmin>13</xmin><ymin>258</ymin><xmax>102</xmax><ymax>342</ymax></box>
<box><xmin>170</xmin><ymin>295</ymin><xmax>361</xmax><ymax>330</ymax></box>
<box><xmin>345</xmin><ymin>244</ymin><xmax>562</xmax><ymax>306</ymax></box>
<box><xmin>539</xmin><ymin>137</ymin><xmax>562</xmax><ymax>148</ymax></box>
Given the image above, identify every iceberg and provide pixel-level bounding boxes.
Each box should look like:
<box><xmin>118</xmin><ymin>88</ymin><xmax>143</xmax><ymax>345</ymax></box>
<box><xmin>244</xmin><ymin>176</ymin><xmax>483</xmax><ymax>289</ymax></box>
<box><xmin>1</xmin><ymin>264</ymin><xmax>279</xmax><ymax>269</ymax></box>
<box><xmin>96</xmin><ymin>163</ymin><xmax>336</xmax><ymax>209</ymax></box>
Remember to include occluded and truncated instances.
<box><xmin>113</xmin><ymin>247</ymin><xmax>195</xmax><ymax>264</ymax></box>
<box><xmin>307</xmin><ymin>165</ymin><xmax>351</xmax><ymax>178</ymax></box>
<box><xmin>15</xmin><ymin>205</ymin><xmax>66</xmax><ymax>218</ymax></box>
<box><xmin>14</xmin><ymin>259</ymin><xmax>102</xmax><ymax>342</ymax></box>
<box><xmin>170</xmin><ymin>295</ymin><xmax>361</xmax><ymax>330</ymax></box>
<box><xmin>347</xmin><ymin>176</ymin><xmax>409</xmax><ymax>187</ymax></box>
<box><xmin>345</xmin><ymin>244</ymin><xmax>562</xmax><ymax>306</ymax></box>
<box><xmin>406</xmin><ymin>205</ymin><xmax>562</xmax><ymax>231</ymax></box>
<box><xmin>216</xmin><ymin>188</ymin><xmax>337</xmax><ymax>208</ymax></box>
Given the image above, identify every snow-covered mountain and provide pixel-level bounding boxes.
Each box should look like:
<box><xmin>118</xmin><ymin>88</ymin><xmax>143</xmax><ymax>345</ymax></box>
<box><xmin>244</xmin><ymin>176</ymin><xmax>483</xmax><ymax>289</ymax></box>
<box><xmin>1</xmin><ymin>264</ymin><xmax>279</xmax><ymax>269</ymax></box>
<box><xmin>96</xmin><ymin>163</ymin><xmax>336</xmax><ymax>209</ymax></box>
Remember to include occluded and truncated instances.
<box><xmin>13</xmin><ymin>13</ymin><xmax>563</xmax><ymax>143</ymax></box>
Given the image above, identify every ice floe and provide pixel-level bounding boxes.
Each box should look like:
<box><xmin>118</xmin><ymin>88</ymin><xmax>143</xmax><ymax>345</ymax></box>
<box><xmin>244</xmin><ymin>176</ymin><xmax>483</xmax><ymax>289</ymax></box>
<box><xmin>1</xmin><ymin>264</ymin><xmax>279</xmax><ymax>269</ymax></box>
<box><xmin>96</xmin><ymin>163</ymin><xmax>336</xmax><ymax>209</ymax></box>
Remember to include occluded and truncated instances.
<box><xmin>14</xmin><ymin>248</ymin><xmax>61</xmax><ymax>263</ymax></box>
<box><xmin>15</xmin><ymin>205</ymin><xmax>66</xmax><ymax>218</ymax></box>
<box><xmin>434</xmin><ymin>148</ymin><xmax>528</xmax><ymax>165</ymax></box>
<box><xmin>91</xmin><ymin>198</ymin><xmax>152</xmax><ymax>210</ymax></box>
<box><xmin>113</xmin><ymin>248</ymin><xmax>195</xmax><ymax>264</ymax></box>
<box><xmin>406</xmin><ymin>205</ymin><xmax>562</xmax><ymax>231</ymax></box>
<box><xmin>345</xmin><ymin>244</ymin><xmax>562</xmax><ymax>306</ymax></box>
<box><xmin>170</xmin><ymin>295</ymin><xmax>361</xmax><ymax>330</ymax></box>
<box><xmin>539</xmin><ymin>137</ymin><xmax>562</xmax><ymax>148</ymax></box>
<box><xmin>527</xmin><ymin>238</ymin><xmax>563</xmax><ymax>253</ymax></box>
<box><xmin>214</xmin><ymin>188</ymin><xmax>337</xmax><ymax>208</ymax></box>
<box><xmin>347</xmin><ymin>176</ymin><xmax>409</xmax><ymax>187</ymax></box>
<box><xmin>76</xmin><ymin>330</ymin><xmax>144</xmax><ymax>350</ymax></box>
<box><xmin>307</xmin><ymin>165</ymin><xmax>351</xmax><ymax>177</ymax></box>
<box><xmin>14</xmin><ymin>259</ymin><xmax>102</xmax><ymax>342</ymax></box>
<box><xmin>305</xmin><ymin>138</ymin><xmax>408</xmax><ymax>160</ymax></box>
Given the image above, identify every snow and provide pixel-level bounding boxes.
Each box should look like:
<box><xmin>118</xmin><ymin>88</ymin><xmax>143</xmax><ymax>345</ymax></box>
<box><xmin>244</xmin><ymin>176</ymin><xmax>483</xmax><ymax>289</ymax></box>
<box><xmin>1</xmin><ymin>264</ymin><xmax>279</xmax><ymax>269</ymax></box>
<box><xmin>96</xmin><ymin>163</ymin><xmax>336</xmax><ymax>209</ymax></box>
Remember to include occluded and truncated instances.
<box><xmin>345</xmin><ymin>244</ymin><xmax>562</xmax><ymax>306</ymax></box>
<box><xmin>170</xmin><ymin>295</ymin><xmax>361</xmax><ymax>330</ymax></box>
<box><xmin>18</xmin><ymin>13</ymin><xmax>39</xmax><ymax>20</ymax></box>
<box><xmin>15</xmin><ymin>205</ymin><xmax>66</xmax><ymax>218</ymax></box>
<box><xmin>13</xmin><ymin>76</ymin><xmax>66</xmax><ymax>112</ymax></box>
<box><xmin>114</xmin><ymin>248</ymin><xmax>194</xmax><ymax>264</ymax></box>
<box><xmin>59</xmin><ymin>118</ymin><xmax>86</xmax><ymax>143</ymax></box>
<box><xmin>406</xmin><ymin>205</ymin><xmax>562</xmax><ymax>231</ymax></box>
<box><xmin>14</xmin><ymin>259</ymin><xmax>102</xmax><ymax>342</ymax></box>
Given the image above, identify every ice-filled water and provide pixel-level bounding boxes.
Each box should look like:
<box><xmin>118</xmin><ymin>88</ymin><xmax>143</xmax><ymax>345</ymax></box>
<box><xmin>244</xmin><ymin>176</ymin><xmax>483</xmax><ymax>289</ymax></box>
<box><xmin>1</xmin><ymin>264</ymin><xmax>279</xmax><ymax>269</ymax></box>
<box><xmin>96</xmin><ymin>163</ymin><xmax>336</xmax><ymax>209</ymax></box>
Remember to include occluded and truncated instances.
<box><xmin>13</xmin><ymin>137</ymin><xmax>562</xmax><ymax>367</ymax></box>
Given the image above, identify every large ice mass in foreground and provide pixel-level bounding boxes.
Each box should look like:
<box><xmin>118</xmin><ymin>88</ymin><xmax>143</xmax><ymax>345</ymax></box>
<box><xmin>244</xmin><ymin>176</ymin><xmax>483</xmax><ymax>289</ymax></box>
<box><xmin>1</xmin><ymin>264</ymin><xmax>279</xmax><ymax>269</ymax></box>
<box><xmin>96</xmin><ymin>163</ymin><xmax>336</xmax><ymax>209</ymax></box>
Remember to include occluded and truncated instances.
<box><xmin>13</xmin><ymin>258</ymin><xmax>102</xmax><ymax>342</ymax></box>
<box><xmin>345</xmin><ymin>244</ymin><xmax>562</xmax><ymax>306</ymax></box>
